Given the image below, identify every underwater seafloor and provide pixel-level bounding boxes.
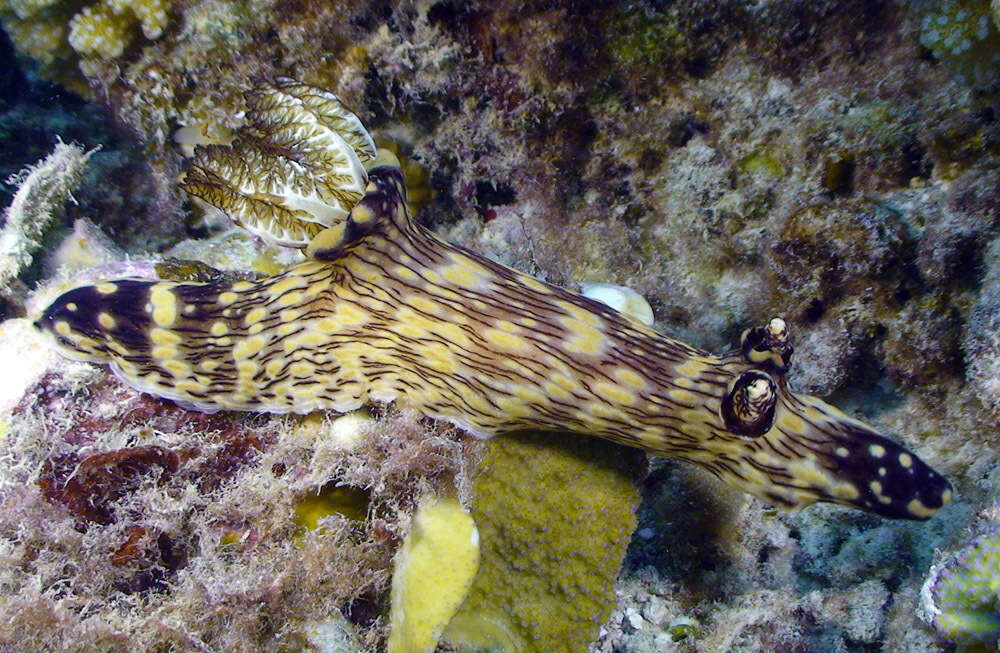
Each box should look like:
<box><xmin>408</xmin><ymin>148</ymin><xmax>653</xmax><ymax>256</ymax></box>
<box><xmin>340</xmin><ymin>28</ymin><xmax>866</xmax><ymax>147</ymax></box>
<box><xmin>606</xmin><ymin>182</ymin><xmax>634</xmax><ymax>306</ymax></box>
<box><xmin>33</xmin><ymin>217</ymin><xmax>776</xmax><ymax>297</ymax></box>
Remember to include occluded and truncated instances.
<box><xmin>1</xmin><ymin>1</ymin><xmax>999</xmax><ymax>651</ymax></box>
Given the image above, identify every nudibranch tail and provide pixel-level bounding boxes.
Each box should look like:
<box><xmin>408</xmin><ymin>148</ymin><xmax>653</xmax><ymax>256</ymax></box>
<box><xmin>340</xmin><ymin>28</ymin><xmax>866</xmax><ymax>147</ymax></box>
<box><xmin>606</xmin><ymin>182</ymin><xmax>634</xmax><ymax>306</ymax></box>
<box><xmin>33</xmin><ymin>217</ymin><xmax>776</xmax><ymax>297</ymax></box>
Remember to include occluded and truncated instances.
<box><xmin>36</xmin><ymin>160</ymin><xmax>952</xmax><ymax>520</ymax></box>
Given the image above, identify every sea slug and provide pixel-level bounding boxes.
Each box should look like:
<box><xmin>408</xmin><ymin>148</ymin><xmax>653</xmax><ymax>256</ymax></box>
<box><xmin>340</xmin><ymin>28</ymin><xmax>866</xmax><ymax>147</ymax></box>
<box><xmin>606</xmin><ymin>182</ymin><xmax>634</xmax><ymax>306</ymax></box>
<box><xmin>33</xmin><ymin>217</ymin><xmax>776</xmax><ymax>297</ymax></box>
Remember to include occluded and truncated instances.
<box><xmin>35</xmin><ymin>83</ymin><xmax>952</xmax><ymax>520</ymax></box>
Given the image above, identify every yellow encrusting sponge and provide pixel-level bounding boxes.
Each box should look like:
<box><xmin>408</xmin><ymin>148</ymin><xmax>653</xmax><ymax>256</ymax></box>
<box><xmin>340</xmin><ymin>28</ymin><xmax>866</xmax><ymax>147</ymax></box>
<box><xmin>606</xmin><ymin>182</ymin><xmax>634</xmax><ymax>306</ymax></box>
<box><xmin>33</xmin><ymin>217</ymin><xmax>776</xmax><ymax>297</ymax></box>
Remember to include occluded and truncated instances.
<box><xmin>387</xmin><ymin>495</ymin><xmax>480</xmax><ymax>653</ymax></box>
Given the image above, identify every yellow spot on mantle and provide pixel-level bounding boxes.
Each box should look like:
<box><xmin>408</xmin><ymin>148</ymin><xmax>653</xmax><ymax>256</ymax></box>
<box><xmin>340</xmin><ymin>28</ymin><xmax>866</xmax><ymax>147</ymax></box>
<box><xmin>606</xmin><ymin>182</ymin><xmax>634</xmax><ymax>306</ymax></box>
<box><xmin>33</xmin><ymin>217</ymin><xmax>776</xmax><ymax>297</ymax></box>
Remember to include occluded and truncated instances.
<box><xmin>906</xmin><ymin>498</ymin><xmax>937</xmax><ymax>518</ymax></box>
<box><xmin>441</xmin><ymin>261</ymin><xmax>483</xmax><ymax>288</ymax></box>
<box><xmin>613</xmin><ymin>368</ymin><xmax>646</xmax><ymax>390</ymax></box>
<box><xmin>163</xmin><ymin>359</ymin><xmax>191</xmax><ymax>377</ymax></box>
<box><xmin>543</xmin><ymin>381</ymin><xmax>572</xmax><ymax>401</ymax></box>
<box><xmin>668</xmin><ymin>388</ymin><xmax>697</xmax><ymax>405</ymax></box>
<box><xmin>332</xmin><ymin>303</ymin><xmax>367</xmax><ymax>327</ymax></box>
<box><xmin>675</xmin><ymin>357</ymin><xmax>711</xmax><ymax>378</ymax></box>
<box><xmin>418</xmin><ymin>342</ymin><xmax>458</xmax><ymax>374</ymax></box>
<box><xmin>594</xmin><ymin>381</ymin><xmax>636</xmax><ymax>406</ymax></box>
<box><xmin>268</xmin><ymin>275</ymin><xmax>304</xmax><ymax>297</ymax></box>
<box><xmin>152</xmin><ymin>346</ymin><xmax>178</xmax><ymax>360</ymax></box>
<box><xmin>175</xmin><ymin>380</ymin><xmax>208</xmax><ymax>394</ymax></box>
<box><xmin>150</xmin><ymin>285</ymin><xmax>177</xmax><ymax>327</ymax></box>
<box><xmin>495</xmin><ymin>319</ymin><xmax>520</xmax><ymax>333</ymax></box>
<box><xmin>560</xmin><ymin>318</ymin><xmax>604</xmax><ymax>356</ymax></box>
<box><xmin>777</xmin><ymin>411</ymin><xmax>806</xmax><ymax>434</ymax></box>
<box><xmin>786</xmin><ymin>458</ymin><xmax>860</xmax><ymax>500</ymax></box>
<box><xmin>151</xmin><ymin>328</ymin><xmax>182</xmax><ymax>346</ymax></box>
<box><xmin>394</xmin><ymin>266</ymin><xmax>419</xmax><ymax>282</ymax></box>
<box><xmin>483</xmin><ymin>328</ymin><xmax>526</xmax><ymax>351</ymax></box>
<box><xmin>244</xmin><ymin>306</ymin><xmax>268</xmax><ymax>326</ymax></box>
<box><xmin>408</xmin><ymin>295</ymin><xmax>439</xmax><ymax>315</ymax></box>
<box><xmin>265</xmin><ymin>359</ymin><xmax>283</xmax><ymax>377</ymax></box>
<box><xmin>234</xmin><ymin>335</ymin><xmax>267</xmax><ymax>360</ymax></box>
<box><xmin>436</xmin><ymin>322</ymin><xmax>470</xmax><ymax>347</ymax></box>
<box><xmin>520</xmin><ymin>276</ymin><xmax>552</xmax><ymax>294</ymax></box>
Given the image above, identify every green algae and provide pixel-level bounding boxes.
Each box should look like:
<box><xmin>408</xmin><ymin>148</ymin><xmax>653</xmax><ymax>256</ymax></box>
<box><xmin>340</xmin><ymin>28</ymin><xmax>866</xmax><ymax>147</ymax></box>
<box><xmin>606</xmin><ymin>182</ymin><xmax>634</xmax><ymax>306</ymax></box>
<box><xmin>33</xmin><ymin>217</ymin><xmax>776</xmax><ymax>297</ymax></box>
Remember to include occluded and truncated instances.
<box><xmin>154</xmin><ymin>257</ymin><xmax>262</xmax><ymax>284</ymax></box>
<box><xmin>609</xmin><ymin>8</ymin><xmax>687</xmax><ymax>75</ymax></box>
<box><xmin>443</xmin><ymin>431</ymin><xmax>645</xmax><ymax>653</ymax></box>
<box><xmin>739</xmin><ymin>149</ymin><xmax>785</xmax><ymax>179</ymax></box>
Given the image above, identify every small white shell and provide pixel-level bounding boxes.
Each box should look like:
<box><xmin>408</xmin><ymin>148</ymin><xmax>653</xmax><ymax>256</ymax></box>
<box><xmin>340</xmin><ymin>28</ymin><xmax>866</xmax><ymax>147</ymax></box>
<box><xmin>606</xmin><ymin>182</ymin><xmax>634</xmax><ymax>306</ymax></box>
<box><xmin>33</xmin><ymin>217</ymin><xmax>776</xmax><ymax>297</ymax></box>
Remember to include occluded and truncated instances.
<box><xmin>579</xmin><ymin>281</ymin><xmax>655</xmax><ymax>326</ymax></box>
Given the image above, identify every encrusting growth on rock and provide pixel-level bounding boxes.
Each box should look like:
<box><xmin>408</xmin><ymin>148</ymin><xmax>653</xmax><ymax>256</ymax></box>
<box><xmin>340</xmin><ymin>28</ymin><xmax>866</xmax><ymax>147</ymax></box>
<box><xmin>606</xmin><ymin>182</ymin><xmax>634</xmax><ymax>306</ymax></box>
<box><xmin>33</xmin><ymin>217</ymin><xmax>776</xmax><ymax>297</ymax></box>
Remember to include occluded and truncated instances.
<box><xmin>920</xmin><ymin>525</ymin><xmax>1000</xmax><ymax>644</ymax></box>
<box><xmin>35</xmin><ymin>81</ymin><xmax>952</xmax><ymax>521</ymax></box>
<box><xmin>1</xmin><ymin>141</ymin><xmax>96</xmax><ymax>297</ymax></box>
<box><xmin>443</xmin><ymin>430</ymin><xmax>644</xmax><ymax>652</ymax></box>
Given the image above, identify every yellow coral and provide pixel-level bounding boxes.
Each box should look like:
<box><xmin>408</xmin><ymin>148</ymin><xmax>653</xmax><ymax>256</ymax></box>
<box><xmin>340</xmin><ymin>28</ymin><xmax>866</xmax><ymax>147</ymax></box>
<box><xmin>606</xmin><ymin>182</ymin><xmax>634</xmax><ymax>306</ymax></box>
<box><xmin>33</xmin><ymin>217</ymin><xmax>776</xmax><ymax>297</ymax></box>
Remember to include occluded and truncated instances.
<box><xmin>1</xmin><ymin>0</ymin><xmax>170</xmax><ymax>71</ymax></box>
<box><xmin>107</xmin><ymin>0</ymin><xmax>167</xmax><ymax>39</ymax></box>
<box><xmin>6</xmin><ymin>0</ymin><xmax>58</xmax><ymax>20</ymax></box>
<box><xmin>294</xmin><ymin>484</ymin><xmax>370</xmax><ymax>529</ymax></box>
<box><xmin>68</xmin><ymin>3</ymin><xmax>129</xmax><ymax>58</ymax></box>
<box><xmin>1</xmin><ymin>14</ymin><xmax>68</xmax><ymax>64</ymax></box>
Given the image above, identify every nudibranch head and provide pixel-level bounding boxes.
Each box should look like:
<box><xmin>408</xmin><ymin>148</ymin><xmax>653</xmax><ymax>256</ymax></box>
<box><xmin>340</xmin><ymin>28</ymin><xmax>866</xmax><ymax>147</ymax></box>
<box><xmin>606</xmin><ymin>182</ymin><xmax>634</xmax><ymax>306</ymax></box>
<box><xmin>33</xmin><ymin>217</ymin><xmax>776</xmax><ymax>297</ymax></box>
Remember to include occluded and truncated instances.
<box><xmin>661</xmin><ymin>317</ymin><xmax>952</xmax><ymax>520</ymax></box>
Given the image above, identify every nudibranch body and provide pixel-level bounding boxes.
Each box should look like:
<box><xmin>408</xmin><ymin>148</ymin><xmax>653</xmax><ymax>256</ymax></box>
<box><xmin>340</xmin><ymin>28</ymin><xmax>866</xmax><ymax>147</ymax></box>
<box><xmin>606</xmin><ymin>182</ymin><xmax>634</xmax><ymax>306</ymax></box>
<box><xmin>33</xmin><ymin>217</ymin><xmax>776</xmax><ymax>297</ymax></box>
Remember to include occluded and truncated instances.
<box><xmin>37</xmin><ymin>160</ymin><xmax>952</xmax><ymax>520</ymax></box>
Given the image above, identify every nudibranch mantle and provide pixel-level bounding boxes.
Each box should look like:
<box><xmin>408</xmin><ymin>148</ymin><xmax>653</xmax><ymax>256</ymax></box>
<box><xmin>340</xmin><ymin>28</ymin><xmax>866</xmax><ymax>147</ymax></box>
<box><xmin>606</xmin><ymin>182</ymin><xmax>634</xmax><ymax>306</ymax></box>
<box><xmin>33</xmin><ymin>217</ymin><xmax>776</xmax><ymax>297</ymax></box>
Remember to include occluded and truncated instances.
<box><xmin>36</xmin><ymin>160</ymin><xmax>952</xmax><ymax>520</ymax></box>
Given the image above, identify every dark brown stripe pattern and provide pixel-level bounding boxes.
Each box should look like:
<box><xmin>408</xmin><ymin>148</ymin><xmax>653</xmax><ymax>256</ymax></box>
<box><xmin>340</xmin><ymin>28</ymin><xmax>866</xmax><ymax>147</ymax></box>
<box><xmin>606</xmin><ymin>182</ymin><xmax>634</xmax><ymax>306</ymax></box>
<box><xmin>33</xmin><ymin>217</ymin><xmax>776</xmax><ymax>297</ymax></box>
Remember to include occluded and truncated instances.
<box><xmin>35</xmin><ymin>165</ymin><xmax>952</xmax><ymax>520</ymax></box>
